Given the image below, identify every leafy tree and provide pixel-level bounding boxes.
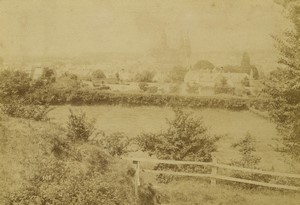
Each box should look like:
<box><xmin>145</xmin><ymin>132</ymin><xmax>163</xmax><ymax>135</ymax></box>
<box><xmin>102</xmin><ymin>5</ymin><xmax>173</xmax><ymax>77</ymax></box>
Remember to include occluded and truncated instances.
<box><xmin>41</xmin><ymin>67</ymin><xmax>56</xmax><ymax>83</ymax></box>
<box><xmin>0</xmin><ymin>100</ymin><xmax>53</xmax><ymax>121</ymax></box>
<box><xmin>231</xmin><ymin>132</ymin><xmax>261</xmax><ymax>168</ymax></box>
<box><xmin>137</xmin><ymin>109</ymin><xmax>219</xmax><ymax>183</ymax></box>
<box><xmin>264</xmin><ymin>1</ymin><xmax>300</xmax><ymax>159</ymax></box>
<box><xmin>97</xmin><ymin>132</ymin><xmax>131</xmax><ymax>156</ymax></box>
<box><xmin>54</xmin><ymin>72</ymin><xmax>80</xmax><ymax>89</ymax></box>
<box><xmin>135</xmin><ymin>70</ymin><xmax>155</xmax><ymax>82</ymax></box>
<box><xmin>230</xmin><ymin>133</ymin><xmax>270</xmax><ymax>189</ymax></box>
<box><xmin>139</xmin><ymin>82</ymin><xmax>149</xmax><ymax>92</ymax></box>
<box><xmin>67</xmin><ymin>110</ymin><xmax>95</xmax><ymax>142</ymax></box>
<box><xmin>91</xmin><ymin>69</ymin><xmax>106</xmax><ymax>79</ymax></box>
<box><xmin>193</xmin><ymin>60</ymin><xmax>215</xmax><ymax>71</ymax></box>
<box><xmin>0</xmin><ymin>70</ymin><xmax>31</xmax><ymax>100</ymax></box>
<box><xmin>168</xmin><ymin>66</ymin><xmax>188</xmax><ymax>83</ymax></box>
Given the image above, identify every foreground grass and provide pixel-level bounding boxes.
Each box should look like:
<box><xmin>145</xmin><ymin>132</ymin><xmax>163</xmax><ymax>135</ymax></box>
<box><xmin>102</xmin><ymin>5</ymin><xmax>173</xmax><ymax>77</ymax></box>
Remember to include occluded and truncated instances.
<box><xmin>2</xmin><ymin>111</ymin><xmax>300</xmax><ymax>204</ymax></box>
<box><xmin>0</xmin><ymin>114</ymin><xmax>136</xmax><ymax>204</ymax></box>
<box><xmin>158</xmin><ymin>180</ymin><xmax>300</xmax><ymax>205</ymax></box>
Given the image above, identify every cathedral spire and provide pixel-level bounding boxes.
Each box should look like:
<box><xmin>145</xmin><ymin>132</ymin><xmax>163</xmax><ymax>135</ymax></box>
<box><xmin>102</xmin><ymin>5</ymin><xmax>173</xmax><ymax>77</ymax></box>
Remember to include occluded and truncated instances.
<box><xmin>184</xmin><ymin>32</ymin><xmax>191</xmax><ymax>58</ymax></box>
<box><xmin>184</xmin><ymin>32</ymin><xmax>191</xmax><ymax>68</ymax></box>
<box><xmin>160</xmin><ymin>30</ymin><xmax>168</xmax><ymax>50</ymax></box>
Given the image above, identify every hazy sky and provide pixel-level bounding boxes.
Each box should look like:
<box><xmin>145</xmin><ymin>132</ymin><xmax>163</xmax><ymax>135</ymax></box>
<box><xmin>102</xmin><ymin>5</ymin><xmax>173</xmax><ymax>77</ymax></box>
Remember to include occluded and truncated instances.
<box><xmin>0</xmin><ymin>0</ymin><xmax>289</xmax><ymax>58</ymax></box>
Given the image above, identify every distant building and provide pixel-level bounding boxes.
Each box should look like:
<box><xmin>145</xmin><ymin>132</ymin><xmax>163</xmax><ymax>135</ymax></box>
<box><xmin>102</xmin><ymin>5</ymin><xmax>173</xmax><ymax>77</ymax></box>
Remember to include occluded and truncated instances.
<box><xmin>184</xmin><ymin>69</ymin><xmax>250</xmax><ymax>88</ymax></box>
<box><xmin>223</xmin><ymin>52</ymin><xmax>259</xmax><ymax>80</ymax></box>
<box><xmin>148</xmin><ymin>31</ymin><xmax>191</xmax><ymax>67</ymax></box>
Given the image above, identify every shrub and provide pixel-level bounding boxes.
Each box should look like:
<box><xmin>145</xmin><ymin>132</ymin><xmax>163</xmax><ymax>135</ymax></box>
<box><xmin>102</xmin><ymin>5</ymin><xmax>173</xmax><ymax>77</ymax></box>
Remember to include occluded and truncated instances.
<box><xmin>98</xmin><ymin>132</ymin><xmax>131</xmax><ymax>156</ymax></box>
<box><xmin>5</xmin><ymin>144</ymin><xmax>136</xmax><ymax>205</ymax></box>
<box><xmin>139</xmin><ymin>82</ymin><xmax>149</xmax><ymax>92</ymax></box>
<box><xmin>138</xmin><ymin>183</ymin><xmax>165</xmax><ymax>205</ymax></box>
<box><xmin>23</xmin><ymin>87</ymin><xmax>270</xmax><ymax>110</ymax></box>
<box><xmin>3</xmin><ymin>117</ymin><xmax>136</xmax><ymax>205</ymax></box>
<box><xmin>0</xmin><ymin>99</ymin><xmax>53</xmax><ymax>121</ymax></box>
<box><xmin>137</xmin><ymin>108</ymin><xmax>219</xmax><ymax>183</ymax></box>
<box><xmin>0</xmin><ymin>70</ymin><xmax>31</xmax><ymax>99</ymax></box>
<box><xmin>135</xmin><ymin>70</ymin><xmax>155</xmax><ymax>82</ymax></box>
<box><xmin>91</xmin><ymin>69</ymin><xmax>106</xmax><ymax>79</ymax></box>
<box><xmin>67</xmin><ymin>110</ymin><xmax>95</xmax><ymax>142</ymax></box>
<box><xmin>229</xmin><ymin>132</ymin><xmax>271</xmax><ymax>189</ymax></box>
<box><xmin>231</xmin><ymin>132</ymin><xmax>261</xmax><ymax>168</ymax></box>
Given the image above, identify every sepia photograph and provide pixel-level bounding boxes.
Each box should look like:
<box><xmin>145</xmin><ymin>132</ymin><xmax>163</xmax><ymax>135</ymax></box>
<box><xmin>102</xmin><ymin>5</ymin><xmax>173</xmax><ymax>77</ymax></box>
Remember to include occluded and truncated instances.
<box><xmin>0</xmin><ymin>0</ymin><xmax>300</xmax><ymax>204</ymax></box>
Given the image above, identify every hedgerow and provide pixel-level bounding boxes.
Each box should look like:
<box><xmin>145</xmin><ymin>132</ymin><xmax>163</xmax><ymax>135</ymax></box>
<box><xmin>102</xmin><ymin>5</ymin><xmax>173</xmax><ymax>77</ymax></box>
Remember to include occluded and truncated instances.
<box><xmin>24</xmin><ymin>88</ymin><xmax>271</xmax><ymax>111</ymax></box>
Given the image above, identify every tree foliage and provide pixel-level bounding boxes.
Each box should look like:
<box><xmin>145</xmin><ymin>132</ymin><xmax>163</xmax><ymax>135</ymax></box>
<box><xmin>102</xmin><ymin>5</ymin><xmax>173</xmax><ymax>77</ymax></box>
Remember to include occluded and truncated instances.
<box><xmin>67</xmin><ymin>110</ymin><xmax>95</xmax><ymax>142</ymax></box>
<box><xmin>193</xmin><ymin>60</ymin><xmax>215</xmax><ymax>71</ymax></box>
<box><xmin>264</xmin><ymin>1</ymin><xmax>300</xmax><ymax>159</ymax></box>
<box><xmin>5</xmin><ymin>132</ymin><xmax>135</xmax><ymax>205</ymax></box>
<box><xmin>91</xmin><ymin>69</ymin><xmax>106</xmax><ymax>79</ymax></box>
<box><xmin>97</xmin><ymin>132</ymin><xmax>131</xmax><ymax>157</ymax></box>
<box><xmin>137</xmin><ymin>108</ymin><xmax>219</xmax><ymax>182</ymax></box>
<box><xmin>231</xmin><ymin>132</ymin><xmax>261</xmax><ymax>168</ymax></box>
<box><xmin>135</xmin><ymin>70</ymin><xmax>155</xmax><ymax>82</ymax></box>
<box><xmin>0</xmin><ymin>70</ymin><xmax>31</xmax><ymax>99</ymax></box>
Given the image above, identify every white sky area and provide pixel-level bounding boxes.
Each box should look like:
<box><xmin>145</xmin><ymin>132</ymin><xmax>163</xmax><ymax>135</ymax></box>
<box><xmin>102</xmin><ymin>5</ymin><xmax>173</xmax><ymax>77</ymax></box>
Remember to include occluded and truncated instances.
<box><xmin>0</xmin><ymin>0</ymin><xmax>289</xmax><ymax>58</ymax></box>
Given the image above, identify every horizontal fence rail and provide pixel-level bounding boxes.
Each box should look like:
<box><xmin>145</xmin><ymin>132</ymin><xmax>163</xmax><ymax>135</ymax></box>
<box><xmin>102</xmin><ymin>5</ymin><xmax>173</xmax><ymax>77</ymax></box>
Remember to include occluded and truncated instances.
<box><xmin>123</xmin><ymin>157</ymin><xmax>300</xmax><ymax>194</ymax></box>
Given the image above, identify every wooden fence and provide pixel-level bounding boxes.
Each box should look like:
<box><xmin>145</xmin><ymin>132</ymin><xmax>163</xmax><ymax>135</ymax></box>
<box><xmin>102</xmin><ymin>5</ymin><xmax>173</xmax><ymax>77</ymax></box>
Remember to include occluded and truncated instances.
<box><xmin>124</xmin><ymin>157</ymin><xmax>300</xmax><ymax>196</ymax></box>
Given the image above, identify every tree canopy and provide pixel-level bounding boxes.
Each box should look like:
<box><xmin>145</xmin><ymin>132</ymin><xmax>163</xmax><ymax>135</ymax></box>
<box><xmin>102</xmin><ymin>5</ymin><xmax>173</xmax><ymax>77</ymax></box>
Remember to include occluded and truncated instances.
<box><xmin>193</xmin><ymin>60</ymin><xmax>215</xmax><ymax>71</ymax></box>
<box><xmin>264</xmin><ymin>1</ymin><xmax>300</xmax><ymax>159</ymax></box>
<box><xmin>0</xmin><ymin>70</ymin><xmax>31</xmax><ymax>99</ymax></box>
<box><xmin>91</xmin><ymin>69</ymin><xmax>106</xmax><ymax>79</ymax></box>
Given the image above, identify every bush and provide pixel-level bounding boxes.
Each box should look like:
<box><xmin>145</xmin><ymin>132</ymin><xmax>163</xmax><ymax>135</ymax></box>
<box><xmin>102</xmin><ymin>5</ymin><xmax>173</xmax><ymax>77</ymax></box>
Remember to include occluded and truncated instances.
<box><xmin>0</xmin><ymin>70</ymin><xmax>31</xmax><ymax>99</ymax></box>
<box><xmin>137</xmin><ymin>108</ymin><xmax>219</xmax><ymax>183</ymax></box>
<box><xmin>2</xmin><ymin>115</ymin><xmax>136</xmax><ymax>205</ymax></box>
<box><xmin>5</xmin><ymin>144</ymin><xmax>136</xmax><ymax>205</ymax></box>
<box><xmin>22</xmin><ymin>86</ymin><xmax>270</xmax><ymax>110</ymax></box>
<box><xmin>138</xmin><ymin>183</ymin><xmax>165</xmax><ymax>205</ymax></box>
<box><xmin>91</xmin><ymin>69</ymin><xmax>106</xmax><ymax>79</ymax></box>
<box><xmin>98</xmin><ymin>132</ymin><xmax>131</xmax><ymax>156</ymax></box>
<box><xmin>139</xmin><ymin>82</ymin><xmax>149</xmax><ymax>92</ymax></box>
<box><xmin>0</xmin><ymin>99</ymin><xmax>53</xmax><ymax>121</ymax></box>
<box><xmin>231</xmin><ymin>132</ymin><xmax>261</xmax><ymax>168</ymax></box>
<box><xmin>67</xmin><ymin>110</ymin><xmax>95</xmax><ymax>142</ymax></box>
<box><xmin>229</xmin><ymin>132</ymin><xmax>271</xmax><ymax>189</ymax></box>
<box><xmin>135</xmin><ymin>70</ymin><xmax>155</xmax><ymax>82</ymax></box>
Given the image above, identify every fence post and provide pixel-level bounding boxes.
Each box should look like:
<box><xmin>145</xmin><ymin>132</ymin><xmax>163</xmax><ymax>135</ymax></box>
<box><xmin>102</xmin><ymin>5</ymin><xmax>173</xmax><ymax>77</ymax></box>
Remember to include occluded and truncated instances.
<box><xmin>133</xmin><ymin>160</ymin><xmax>140</xmax><ymax>198</ymax></box>
<box><xmin>211</xmin><ymin>158</ymin><xmax>217</xmax><ymax>186</ymax></box>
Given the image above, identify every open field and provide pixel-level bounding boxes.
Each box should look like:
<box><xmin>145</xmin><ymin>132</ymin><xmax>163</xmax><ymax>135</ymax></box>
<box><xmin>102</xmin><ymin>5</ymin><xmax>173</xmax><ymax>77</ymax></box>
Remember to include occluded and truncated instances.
<box><xmin>158</xmin><ymin>181</ymin><xmax>300</xmax><ymax>205</ymax></box>
<box><xmin>48</xmin><ymin>105</ymin><xmax>294</xmax><ymax>172</ymax></box>
<box><xmin>1</xmin><ymin>107</ymin><xmax>300</xmax><ymax>204</ymax></box>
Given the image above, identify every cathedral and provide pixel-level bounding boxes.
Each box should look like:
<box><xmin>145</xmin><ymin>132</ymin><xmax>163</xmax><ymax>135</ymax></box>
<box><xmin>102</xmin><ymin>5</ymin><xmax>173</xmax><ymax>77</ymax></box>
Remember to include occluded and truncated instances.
<box><xmin>149</xmin><ymin>31</ymin><xmax>191</xmax><ymax>67</ymax></box>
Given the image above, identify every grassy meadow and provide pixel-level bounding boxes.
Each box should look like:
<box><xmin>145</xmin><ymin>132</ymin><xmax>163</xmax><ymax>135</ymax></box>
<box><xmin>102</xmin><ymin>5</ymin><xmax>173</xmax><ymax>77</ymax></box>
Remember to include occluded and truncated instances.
<box><xmin>48</xmin><ymin>105</ymin><xmax>293</xmax><ymax>172</ymax></box>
